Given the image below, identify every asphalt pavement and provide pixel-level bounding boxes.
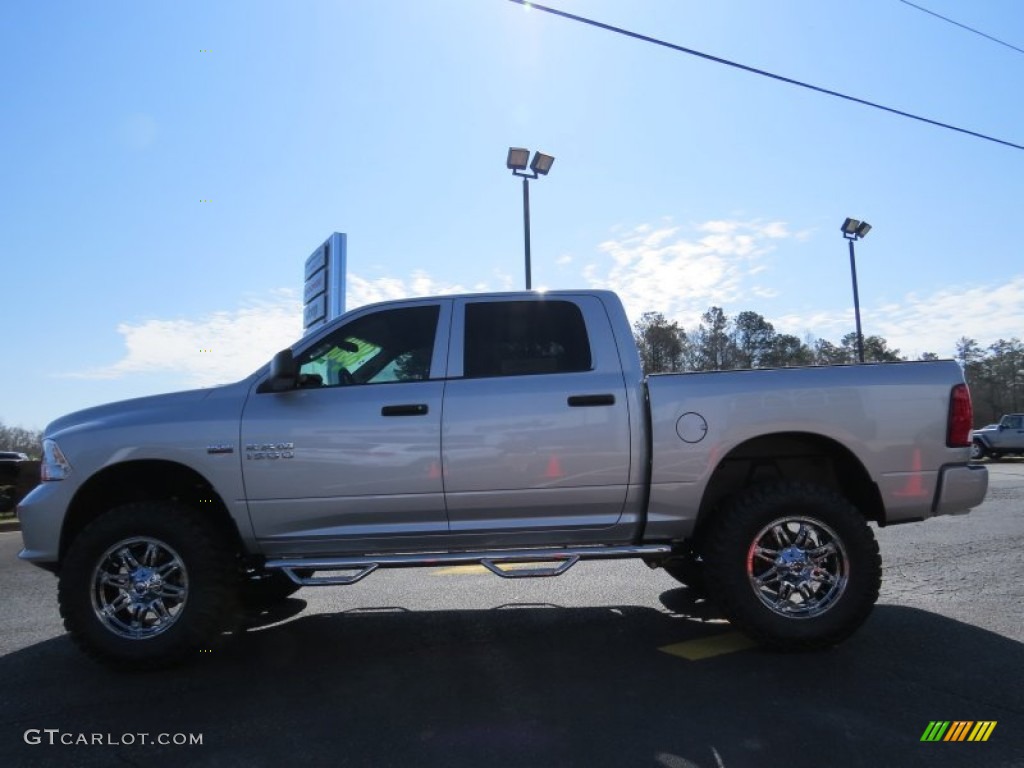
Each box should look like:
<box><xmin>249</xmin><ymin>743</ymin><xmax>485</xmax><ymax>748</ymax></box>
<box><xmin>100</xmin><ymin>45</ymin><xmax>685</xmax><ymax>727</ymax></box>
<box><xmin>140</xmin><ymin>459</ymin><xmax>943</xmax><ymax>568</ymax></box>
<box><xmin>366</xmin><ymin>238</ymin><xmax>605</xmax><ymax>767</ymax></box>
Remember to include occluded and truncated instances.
<box><xmin>0</xmin><ymin>463</ymin><xmax>1021</xmax><ymax>767</ymax></box>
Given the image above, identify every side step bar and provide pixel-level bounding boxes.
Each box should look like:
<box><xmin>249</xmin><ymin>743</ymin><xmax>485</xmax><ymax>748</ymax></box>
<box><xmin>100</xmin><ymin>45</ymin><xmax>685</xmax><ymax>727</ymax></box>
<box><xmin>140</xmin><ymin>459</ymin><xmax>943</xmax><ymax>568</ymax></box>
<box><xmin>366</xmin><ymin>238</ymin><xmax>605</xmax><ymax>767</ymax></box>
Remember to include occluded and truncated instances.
<box><xmin>265</xmin><ymin>544</ymin><xmax>672</xmax><ymax>586</ymax></box>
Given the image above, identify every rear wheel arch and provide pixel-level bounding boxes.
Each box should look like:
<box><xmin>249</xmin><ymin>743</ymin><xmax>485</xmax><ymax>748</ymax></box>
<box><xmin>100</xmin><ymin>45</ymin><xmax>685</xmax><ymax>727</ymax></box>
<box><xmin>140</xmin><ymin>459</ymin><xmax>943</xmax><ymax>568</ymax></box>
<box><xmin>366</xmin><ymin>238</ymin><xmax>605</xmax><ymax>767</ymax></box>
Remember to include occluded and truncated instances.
<box><xmin>691</xmin><ymin>433</ymin><xmax>883</xmax><ymax>545</ymax></box>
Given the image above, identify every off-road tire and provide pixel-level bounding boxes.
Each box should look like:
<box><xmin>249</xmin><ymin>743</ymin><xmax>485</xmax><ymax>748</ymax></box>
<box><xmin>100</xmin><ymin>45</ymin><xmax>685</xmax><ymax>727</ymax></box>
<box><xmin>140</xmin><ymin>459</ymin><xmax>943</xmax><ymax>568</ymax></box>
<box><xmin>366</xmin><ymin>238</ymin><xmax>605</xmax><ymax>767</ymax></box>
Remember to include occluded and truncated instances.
<box><xmin>58</xmin><ymin>501</ymin><xmax>238</xmax><ymax>670</ymax></box>
<box><xmin>702</xmin><ymin>481</ymin><xmax>881</xmax><ymax>651</ymax></box>
<box><xmin>970</xmin><ymin>440</ymin><xmax>987</xmax><ymax>461</ymax></box>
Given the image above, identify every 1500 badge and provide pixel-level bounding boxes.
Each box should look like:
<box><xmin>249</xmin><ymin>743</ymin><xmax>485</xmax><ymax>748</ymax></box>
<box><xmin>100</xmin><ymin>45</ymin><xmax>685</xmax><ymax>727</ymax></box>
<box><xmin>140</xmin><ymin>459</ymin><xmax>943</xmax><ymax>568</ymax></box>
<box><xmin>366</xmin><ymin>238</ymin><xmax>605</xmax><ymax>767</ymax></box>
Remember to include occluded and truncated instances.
<box><xmin>245</xmin><ymin>442</ymin><xmax>295</xmax><ymax>460</ymax></box>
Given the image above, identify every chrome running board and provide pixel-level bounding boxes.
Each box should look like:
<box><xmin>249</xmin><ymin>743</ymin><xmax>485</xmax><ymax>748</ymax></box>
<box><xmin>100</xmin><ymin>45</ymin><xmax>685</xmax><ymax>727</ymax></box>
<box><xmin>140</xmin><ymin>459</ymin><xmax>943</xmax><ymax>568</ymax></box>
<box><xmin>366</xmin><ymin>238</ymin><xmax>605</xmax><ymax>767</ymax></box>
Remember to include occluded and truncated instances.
<box><xmin>265</xmin><ymin>544</ymin><xmax>671</xmax><ymax>586</ymax></box>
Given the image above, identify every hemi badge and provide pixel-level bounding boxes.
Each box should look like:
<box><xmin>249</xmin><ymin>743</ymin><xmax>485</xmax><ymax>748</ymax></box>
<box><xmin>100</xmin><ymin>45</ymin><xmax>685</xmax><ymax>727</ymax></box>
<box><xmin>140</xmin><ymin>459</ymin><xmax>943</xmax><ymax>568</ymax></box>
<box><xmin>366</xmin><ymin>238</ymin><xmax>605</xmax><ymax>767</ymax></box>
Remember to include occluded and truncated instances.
<box><xmin>206</xmin><ymin>444</ymin><xmax>234</xmax><ymax>454</ymax></box>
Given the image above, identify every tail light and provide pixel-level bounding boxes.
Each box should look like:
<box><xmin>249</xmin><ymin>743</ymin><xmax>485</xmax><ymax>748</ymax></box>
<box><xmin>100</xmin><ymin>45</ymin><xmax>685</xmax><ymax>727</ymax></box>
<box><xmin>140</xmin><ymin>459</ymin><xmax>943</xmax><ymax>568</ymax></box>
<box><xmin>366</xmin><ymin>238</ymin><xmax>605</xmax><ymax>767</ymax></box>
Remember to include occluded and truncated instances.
<box><xmin>947</xmin><ymin>384</ymin><xmax>973</xmax><ymax>447</ymax></box>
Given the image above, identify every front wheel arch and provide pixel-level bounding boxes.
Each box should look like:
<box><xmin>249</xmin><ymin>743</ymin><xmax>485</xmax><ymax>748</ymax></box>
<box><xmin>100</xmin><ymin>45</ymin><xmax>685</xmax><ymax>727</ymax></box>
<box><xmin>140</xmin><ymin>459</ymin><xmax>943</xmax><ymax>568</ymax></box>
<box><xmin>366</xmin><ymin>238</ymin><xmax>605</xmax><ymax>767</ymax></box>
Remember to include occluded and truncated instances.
<box><xmin>60</xmin><ymin>459</ymin><xmax>245</xmax><ymax>564</ymax></box>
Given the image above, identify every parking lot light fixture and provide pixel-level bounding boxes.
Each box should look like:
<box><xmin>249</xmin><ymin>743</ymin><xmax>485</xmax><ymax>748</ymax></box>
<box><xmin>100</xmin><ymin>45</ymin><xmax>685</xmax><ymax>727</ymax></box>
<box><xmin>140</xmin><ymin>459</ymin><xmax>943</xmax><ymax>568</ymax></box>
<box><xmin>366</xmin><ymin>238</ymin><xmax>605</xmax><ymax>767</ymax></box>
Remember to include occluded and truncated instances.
<box><xmin>841</xmin><ymin>218</ymin><xmax>871</xmax><ymax>364</ymax></box>
<box><xmin>507</xmin><ymin>147</ymin><xmax>555</xmax><ymax>290</ymax></box>
<box><xmin>530</xmin><ymin>151</ymin><xmax>555</xmax><ymax>176</ymax></box>
<box><xmin>506</xmin><ymin>147</ymin><xmax>530</xmax><ymax>172</ymax></box>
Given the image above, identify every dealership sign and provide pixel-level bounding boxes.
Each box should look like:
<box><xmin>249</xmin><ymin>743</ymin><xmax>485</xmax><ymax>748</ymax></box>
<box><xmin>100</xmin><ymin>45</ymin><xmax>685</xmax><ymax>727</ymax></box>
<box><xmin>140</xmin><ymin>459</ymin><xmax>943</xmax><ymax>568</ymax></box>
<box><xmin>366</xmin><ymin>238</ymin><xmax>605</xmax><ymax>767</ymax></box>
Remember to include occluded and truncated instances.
<box><xmin>303</xmin><ymin>232</ymin><xmax>347</xmax><ymax>334</ymax></box>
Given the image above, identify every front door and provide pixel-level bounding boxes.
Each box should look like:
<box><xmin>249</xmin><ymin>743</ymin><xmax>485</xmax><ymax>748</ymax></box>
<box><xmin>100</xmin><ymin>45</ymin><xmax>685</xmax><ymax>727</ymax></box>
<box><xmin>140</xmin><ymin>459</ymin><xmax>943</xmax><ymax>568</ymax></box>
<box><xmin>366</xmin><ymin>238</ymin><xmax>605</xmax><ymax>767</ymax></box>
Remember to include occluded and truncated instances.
<box><xmin>241</xmin><ymin>300</ymin><xmax>451</xmax><ymax>556</ymax></box>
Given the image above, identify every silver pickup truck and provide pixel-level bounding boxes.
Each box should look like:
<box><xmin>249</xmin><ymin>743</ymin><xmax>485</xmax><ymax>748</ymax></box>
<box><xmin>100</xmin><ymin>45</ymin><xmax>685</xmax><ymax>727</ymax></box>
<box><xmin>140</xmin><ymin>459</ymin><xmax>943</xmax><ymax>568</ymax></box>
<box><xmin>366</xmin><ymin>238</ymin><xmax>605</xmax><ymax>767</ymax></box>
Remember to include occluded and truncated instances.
<box><xmin>18</xmin><ymin>290</ymin><xmax>988</xmax><ymax>668</ymax></box>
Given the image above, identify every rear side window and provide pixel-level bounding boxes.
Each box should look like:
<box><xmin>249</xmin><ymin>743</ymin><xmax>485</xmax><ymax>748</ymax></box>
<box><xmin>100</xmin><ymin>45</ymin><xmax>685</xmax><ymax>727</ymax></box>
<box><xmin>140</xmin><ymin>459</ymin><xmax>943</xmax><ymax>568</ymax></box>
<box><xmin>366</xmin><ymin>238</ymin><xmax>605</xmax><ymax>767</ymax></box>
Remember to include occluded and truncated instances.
<box><xmin>463</xmin><ymin>301</ymin><xmax>592</xmax><ymax>378</ymax></box>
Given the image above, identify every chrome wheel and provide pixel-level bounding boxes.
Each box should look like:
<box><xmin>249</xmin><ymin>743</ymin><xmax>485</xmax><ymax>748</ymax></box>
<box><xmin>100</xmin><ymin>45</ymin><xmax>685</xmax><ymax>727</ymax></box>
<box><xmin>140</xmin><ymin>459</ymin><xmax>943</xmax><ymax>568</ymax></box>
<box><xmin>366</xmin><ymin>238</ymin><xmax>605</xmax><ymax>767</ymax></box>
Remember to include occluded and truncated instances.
<box><xmin>970</xmin><ymin>441</ymin><xmax>984</xmax><ymax>461</ymax></box>
<box><xmin>747</xmin><ymin>516</ymin><xmax>848</xmax><ymax>619</ymax></box>
<box><xmin>90</xmin><ymin>537</ymin><xmax>189</xmax><ymax>640</ymax></box>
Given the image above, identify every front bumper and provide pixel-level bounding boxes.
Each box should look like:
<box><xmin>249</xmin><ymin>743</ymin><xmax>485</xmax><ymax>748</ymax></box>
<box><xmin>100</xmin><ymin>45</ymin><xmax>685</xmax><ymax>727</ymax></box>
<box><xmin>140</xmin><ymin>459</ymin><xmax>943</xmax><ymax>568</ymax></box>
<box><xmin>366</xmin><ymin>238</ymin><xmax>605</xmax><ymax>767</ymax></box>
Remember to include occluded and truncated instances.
<box><xmin>16</xmin><ymin>481</ymin><xmax>73</xmax><ymax>568</ymax></box>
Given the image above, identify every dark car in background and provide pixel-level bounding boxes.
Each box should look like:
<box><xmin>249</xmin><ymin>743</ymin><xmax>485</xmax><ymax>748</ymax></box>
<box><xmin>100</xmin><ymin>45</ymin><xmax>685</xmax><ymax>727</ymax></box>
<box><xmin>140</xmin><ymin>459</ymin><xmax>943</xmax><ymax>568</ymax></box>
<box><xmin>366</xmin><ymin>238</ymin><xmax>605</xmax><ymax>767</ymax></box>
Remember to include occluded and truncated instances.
<box><xmin>0</xmin><ymin>451</ymin><xmax>29</xmax><ymax>481</ymax></box>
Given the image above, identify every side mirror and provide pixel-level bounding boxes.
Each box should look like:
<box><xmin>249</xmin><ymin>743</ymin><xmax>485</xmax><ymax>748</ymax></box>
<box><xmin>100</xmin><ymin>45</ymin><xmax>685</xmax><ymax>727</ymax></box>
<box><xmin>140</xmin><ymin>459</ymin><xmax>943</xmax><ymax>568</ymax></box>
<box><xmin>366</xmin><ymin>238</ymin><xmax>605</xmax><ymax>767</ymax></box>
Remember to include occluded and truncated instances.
<box><xmin>259</xmin><ymin>349</ymin><xmax>299</xmax><ymax>393</ymax></box>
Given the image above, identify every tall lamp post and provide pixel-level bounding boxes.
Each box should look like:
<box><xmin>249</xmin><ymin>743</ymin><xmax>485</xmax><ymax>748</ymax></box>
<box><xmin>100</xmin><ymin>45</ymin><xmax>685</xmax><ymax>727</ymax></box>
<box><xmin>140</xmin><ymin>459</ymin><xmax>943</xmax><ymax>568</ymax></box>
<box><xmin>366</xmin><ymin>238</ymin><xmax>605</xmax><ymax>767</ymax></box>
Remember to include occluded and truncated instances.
<box><xmin>841</xmin><ymin>217</ymin><xmax>871</xmax><ymax>363</ymax></box>
<box><xmin>507</xmin><ymin>147</ymin><xmax>555</xmax><ymax>290</ymax></box>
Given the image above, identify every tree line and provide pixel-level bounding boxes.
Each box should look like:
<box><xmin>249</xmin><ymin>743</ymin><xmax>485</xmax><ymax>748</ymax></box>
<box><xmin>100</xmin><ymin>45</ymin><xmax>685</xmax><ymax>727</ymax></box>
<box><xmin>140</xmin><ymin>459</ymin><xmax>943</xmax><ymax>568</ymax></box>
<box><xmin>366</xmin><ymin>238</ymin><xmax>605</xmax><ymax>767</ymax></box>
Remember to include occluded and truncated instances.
<box><xmin>634</xmin><ymin>307</ymin><xmax>1020</xmax><ymax>426</ymax></box>
<box><xmin>0</xmin><ymin>422</ymin><xmax>43</xmax><ymax>457</ymax></box>
<box><xmin>956</xmin><ymin>337</ymin><xmax>1024</xmax><ymax>426</ymax></box>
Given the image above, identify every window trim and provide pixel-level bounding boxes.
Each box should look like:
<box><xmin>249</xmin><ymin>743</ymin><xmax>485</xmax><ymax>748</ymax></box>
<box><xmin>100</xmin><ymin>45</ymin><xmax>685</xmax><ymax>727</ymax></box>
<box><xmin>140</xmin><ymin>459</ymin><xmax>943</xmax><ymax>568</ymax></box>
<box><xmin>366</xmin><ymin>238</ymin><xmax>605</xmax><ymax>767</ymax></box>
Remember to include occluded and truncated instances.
<box><xmin>267</xmin><ymin>299</ymin><xmax>452</xmax><ymax>391</ymax></box>
<box><xmin>452</xmin><ymin>297</ymin><xmax>594</xmax><ymax>380</ymax></box>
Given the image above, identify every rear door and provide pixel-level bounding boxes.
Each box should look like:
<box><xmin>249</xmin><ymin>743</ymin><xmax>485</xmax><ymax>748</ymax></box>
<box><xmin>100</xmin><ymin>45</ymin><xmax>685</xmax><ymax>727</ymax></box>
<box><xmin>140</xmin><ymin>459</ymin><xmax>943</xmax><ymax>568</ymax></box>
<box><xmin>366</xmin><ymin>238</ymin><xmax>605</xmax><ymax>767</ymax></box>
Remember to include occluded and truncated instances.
<box><xmin>441</xmin><ymin>295</ymin><xmax>632</xmax><ymax>540</ymax></box>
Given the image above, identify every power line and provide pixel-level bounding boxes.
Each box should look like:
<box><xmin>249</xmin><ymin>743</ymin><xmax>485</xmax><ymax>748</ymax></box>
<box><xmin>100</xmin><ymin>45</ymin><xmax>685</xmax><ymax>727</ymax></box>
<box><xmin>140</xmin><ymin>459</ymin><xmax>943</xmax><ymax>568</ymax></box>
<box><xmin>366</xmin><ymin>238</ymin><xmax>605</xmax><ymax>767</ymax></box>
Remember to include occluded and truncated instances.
<box><xmin>507</xmin><ymin>0</ymin><xmax>1024</xmax><ymax>152</ymax></box>
<box><xmin>897</xmin><ymin>0</ymin><xmax>1024</xmax><ymax>56</ymax></box>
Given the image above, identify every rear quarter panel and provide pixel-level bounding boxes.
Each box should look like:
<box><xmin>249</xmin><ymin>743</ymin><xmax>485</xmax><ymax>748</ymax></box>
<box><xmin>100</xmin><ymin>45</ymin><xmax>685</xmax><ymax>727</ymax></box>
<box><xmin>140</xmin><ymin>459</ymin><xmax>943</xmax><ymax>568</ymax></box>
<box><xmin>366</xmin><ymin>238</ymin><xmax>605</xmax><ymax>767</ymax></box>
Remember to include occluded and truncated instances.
<box><xmin>644</xmin><ymin>361</ymin><xmax>970</xmax><ymax>539</ymax></box>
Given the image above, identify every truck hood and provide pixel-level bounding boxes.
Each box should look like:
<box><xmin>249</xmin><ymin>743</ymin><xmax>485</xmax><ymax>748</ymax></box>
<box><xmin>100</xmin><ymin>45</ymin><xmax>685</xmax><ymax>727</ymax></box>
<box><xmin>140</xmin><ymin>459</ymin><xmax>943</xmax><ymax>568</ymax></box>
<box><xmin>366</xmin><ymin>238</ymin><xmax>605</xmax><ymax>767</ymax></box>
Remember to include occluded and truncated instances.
<box><xmin>45</xmin><ymin>383</ymin><xmax>246</xmax><ymax>439</ymax></box>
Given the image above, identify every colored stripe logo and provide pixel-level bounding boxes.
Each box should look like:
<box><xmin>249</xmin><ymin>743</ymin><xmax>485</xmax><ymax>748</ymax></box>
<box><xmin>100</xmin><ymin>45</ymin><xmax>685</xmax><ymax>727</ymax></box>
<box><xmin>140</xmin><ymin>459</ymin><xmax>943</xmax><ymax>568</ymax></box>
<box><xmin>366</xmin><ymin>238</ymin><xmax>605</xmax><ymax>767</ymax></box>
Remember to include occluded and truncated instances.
<box><xmin>921</xmin><ymin>721</ymin><xmax>997</xmax><ymax>742</ymax></box>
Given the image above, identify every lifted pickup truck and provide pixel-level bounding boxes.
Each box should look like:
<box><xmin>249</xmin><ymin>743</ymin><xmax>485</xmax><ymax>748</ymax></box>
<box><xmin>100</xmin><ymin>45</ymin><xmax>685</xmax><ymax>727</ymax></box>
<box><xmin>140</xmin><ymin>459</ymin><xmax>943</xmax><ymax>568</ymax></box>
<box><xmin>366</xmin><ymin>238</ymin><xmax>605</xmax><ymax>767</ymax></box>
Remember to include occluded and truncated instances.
<box><xmin>971</xmin><ymin>414</ymin><xmax>1024</xmax><ymax>460</ymax></box>
<box><xmin>18</xmin><ymin>290</ymin><xmax>988</xmax><ymax>668</ymax></box>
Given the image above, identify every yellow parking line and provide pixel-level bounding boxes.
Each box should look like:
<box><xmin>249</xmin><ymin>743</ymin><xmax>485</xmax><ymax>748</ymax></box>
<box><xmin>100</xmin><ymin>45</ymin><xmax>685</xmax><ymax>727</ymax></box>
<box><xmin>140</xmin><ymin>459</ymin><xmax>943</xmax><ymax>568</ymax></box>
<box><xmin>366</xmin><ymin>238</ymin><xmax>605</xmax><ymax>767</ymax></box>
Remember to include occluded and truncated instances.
<box><xmin>658</xmin><ymin>632</ymin><xmax>757</xmax><ymax>660</ymax></box>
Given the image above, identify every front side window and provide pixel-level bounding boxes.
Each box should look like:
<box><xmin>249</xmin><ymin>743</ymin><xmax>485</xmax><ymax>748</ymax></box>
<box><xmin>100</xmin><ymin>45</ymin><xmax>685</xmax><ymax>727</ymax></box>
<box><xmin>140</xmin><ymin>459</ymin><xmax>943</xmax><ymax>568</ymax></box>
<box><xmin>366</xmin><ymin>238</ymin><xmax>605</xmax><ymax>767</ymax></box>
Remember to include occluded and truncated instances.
<box><xmin>463</xmin><ymin>300</ymin><xmax>592</xmax><ymax>378</ymax></box>
<box><xmin>298</xmin><ymin>305</ymin><xmax>439</xmax><ymax>387</ymax></box>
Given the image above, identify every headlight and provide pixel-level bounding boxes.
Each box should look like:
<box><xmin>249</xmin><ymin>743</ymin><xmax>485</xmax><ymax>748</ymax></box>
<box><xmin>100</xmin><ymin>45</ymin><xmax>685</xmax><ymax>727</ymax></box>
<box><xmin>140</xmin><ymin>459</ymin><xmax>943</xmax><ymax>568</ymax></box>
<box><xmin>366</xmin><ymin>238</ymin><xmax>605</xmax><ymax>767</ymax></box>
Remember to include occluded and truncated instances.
<box><xmin>41</xmin><ymin>439</ymin><xmax>72</xmax><ymax>481</ymax></box>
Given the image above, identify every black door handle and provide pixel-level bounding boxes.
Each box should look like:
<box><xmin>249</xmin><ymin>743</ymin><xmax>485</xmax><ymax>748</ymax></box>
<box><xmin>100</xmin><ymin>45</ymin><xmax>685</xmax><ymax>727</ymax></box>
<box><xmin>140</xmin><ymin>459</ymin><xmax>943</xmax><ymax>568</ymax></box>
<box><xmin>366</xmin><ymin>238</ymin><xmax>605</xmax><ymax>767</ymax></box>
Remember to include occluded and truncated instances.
<box><xmin>381</xmin><ymin>404</ymin><xmax>429</xmax><ymax>417</ymax></box>
<box><xmin>568</xmin><ymin>394</ymin><xmax>615</xmax><ymax>407</ymax></box>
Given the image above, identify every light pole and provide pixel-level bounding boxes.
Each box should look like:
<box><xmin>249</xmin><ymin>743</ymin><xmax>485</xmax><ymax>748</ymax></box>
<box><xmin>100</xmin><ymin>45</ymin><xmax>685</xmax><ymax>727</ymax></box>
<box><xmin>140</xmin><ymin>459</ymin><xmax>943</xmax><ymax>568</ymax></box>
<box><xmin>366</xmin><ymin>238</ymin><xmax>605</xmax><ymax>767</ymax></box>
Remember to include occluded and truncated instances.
<box><xmin>841</xmin><ymin>217</ymin><xmax>871</xmax><ymax>363</ymax></box>
<box><xmin>507</xmin><ymin>147</ymin><xmax>554</xmax><ymax>290</ymax></box>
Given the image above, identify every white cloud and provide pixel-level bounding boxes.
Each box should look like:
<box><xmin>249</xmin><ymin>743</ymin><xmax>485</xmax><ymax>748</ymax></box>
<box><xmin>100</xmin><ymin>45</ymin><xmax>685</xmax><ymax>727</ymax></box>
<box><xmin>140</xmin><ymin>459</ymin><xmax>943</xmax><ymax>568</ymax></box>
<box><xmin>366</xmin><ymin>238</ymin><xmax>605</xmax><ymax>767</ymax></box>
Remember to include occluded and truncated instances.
<box><xmin>584</xmin><ymin>217</ymin><xmax>1024</xmax><ymax>356</ymax></box>
<box><xmin>67</xmin><ymin>273</ymin><xmax>477</xmax><ymax>387</ymax></box>
<box><xmin>65</xmin><ymin>247</ymin><xmax>1024</xmax><ymax>391</ymax></box>
<box><xmin>868</xmin><ymin>277</ymin><xmax>1024</xmax><ymax>356</ymax></box>
<box><xmin>345</xmin><ymin>269</ymin><xmax>467</xmax><ymax>308</ymax></box>
<box><xmin>777</xmin><ymin>276</ymin><xmax>1024</xmax><ymax>356</ymax></box>
<box><xmin>67</xmin><ymin>290</ymin><xmax>304</xmax><ymax>386</ymax></box>
<box><xmin>586</xmin><ymin>219</ymin><xmax>791</xmax><ymax>327</ymax></box>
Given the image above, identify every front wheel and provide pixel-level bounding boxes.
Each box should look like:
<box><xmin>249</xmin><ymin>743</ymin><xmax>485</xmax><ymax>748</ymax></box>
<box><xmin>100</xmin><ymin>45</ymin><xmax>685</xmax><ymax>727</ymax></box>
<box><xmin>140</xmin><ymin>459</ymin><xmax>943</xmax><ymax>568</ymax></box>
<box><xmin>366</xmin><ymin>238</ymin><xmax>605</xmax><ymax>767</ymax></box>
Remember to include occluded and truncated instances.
<box><xmin>58</xmin><ymin>502</ymin><xmax>238</xmax><ymax>669</ymax></box>
<box><xmin>702</xmin><ymin>482</ymin><xmax>881</xmax><ymax>650</ymax></box>
<box><xmin>970</xmin><ymin>440</ymin><xmax>987</xmax><ymax>461</ymax></box>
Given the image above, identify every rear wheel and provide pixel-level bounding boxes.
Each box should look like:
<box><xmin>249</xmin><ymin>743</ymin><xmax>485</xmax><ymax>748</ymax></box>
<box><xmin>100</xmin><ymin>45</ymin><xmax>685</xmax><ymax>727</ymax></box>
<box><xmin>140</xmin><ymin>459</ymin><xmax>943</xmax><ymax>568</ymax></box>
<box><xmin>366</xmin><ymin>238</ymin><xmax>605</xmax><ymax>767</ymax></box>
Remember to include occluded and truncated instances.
<box><xmin>59</xmin><ymin>502</ymin><xmax>238</xmax><ymax>669</ymax></box>
<box><xmin>702</xmin><ymin>481</ymin><xmax>881</xmax><ymax>650</ymax></box>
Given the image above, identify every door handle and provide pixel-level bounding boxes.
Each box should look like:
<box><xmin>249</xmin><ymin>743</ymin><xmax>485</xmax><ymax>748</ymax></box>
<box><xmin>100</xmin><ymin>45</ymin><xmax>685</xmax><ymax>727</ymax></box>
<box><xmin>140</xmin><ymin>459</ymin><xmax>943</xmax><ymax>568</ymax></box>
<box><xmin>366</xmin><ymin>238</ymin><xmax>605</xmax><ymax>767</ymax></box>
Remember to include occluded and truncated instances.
<box><xmin>381</xmin><ymin>404</ymin><xmax>429</xmax><ymax>417</ymax></box>
<box><xmin>567</xmin><ymin>394</ymin><xmax>615</xmax><ymax>407</ymax></box>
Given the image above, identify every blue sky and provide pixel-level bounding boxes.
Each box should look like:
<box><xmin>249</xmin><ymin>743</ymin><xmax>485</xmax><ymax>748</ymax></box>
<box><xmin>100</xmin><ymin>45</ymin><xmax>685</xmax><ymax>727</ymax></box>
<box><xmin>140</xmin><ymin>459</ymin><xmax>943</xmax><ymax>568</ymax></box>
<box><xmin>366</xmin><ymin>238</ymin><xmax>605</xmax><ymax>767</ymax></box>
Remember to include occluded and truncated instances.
<box><xmin>3</xmin><ymin>0</ymin><xmax>1023</xmax><ymax>431</ymax></box>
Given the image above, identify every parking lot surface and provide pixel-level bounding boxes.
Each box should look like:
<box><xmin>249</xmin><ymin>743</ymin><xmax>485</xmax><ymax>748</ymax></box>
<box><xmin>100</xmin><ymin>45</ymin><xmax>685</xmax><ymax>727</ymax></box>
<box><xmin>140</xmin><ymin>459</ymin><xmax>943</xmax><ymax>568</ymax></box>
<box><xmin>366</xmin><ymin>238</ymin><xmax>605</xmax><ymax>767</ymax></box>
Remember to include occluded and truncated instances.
<box><xmin>1</xmin><ymin>464</ymin><xmax>1022</xmax><ymax>767</ymax></box>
